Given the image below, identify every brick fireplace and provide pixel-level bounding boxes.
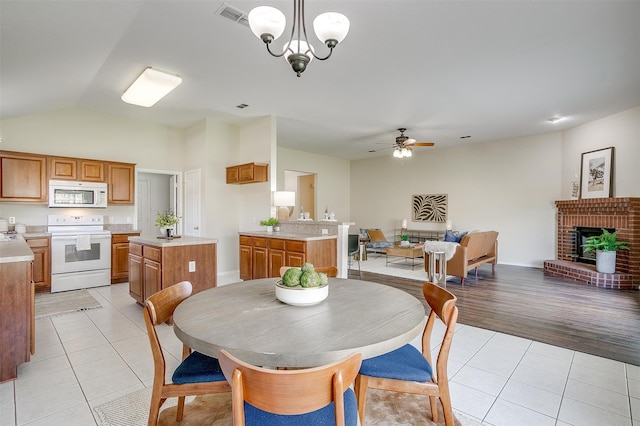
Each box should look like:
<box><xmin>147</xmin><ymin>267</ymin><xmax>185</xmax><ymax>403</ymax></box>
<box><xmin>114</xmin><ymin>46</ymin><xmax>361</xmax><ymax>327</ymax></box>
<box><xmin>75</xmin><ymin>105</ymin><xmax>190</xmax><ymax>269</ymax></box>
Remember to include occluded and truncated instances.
<box><xmin>544</xmin><ymin>197</ymin><xmax>639</xmax><ymax>289</ymax></box>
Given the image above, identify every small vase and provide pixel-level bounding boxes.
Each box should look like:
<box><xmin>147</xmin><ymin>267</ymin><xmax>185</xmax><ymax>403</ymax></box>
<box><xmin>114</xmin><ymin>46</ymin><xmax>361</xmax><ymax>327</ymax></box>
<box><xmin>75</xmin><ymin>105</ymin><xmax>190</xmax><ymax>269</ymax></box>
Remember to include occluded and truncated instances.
<box><xmin>595</xmin><ymin>250</ymin><xmax>616</xmax><ymax>274</ymax></box>
<box><xmin>159</xmin><ymin>226</ymin><xmax>175</xmax><ymax>236</ymax></box>
<box><xmin>400</xmin><ymin>240</ymin><xmax>410</xmax><ymax>247</ymax></box>
<box><xmin>266</xmin><ymin>226</ymin><xmax>273</xmax><ymax>233</ymax></box>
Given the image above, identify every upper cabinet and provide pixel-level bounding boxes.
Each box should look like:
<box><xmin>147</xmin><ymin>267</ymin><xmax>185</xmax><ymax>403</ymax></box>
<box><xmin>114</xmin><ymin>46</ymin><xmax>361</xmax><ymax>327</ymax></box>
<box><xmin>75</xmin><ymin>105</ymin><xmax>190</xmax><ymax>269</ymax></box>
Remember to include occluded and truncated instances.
<box><xmin>1</xmin><ymin>150</ymin><xmax>134</xmax><ymax>205</ymax></box>
<box><xmin>107</xmin><ymin>162</ymin><xmax>135</xmax><ymax>205</ymax></box>
<box><xmin>49</xmin><ymin>157</ymin><xmax>106</xmax><ymax>182</ymax></box>
<box><xmin>226</xmin><ymin>162</ymin><xmax>268</xmax><ymax>184</ymax></box>
<box><xmin>0</xmin><ymin>151</ymin><xmax>47</xmax><ymax>203</ymax></box>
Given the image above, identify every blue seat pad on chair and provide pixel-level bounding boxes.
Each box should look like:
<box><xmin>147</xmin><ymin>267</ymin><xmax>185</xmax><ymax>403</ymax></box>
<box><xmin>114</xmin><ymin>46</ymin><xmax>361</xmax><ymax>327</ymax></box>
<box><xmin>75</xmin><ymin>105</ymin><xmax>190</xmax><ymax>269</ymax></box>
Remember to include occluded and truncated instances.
<box><xmin>243</xmin><ymin>388</ymin><xmax>358</xmax><ymax>425</ymax></box>
<box><xmin>172</xmin><ymin>351</ymin><xmax>226</xmax><ymax>384</ymax></box>
<box><xmin>359</xmin><ymin>344</ymin><xmax>433</xmax><ymax>382</ymax></box>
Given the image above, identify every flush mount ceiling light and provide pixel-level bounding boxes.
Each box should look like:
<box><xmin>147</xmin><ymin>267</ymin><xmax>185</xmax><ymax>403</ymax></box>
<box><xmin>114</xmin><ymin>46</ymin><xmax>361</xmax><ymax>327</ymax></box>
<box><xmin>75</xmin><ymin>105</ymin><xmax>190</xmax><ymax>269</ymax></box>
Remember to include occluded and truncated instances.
<box><xmin>248</xmin><ymin>0</ymin><xmax>350</xmax><ymax>77</ymax></box>
<box><xmin>121</xmin><ymin>67</ymin><xmax>182</xmax><ymax>107</ymax></box>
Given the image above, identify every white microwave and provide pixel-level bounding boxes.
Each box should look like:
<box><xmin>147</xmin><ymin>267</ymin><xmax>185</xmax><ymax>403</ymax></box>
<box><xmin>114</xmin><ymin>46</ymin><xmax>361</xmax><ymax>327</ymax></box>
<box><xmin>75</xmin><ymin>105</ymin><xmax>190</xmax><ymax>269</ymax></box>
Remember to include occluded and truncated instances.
<box><xmin>49</xmin><ymin>180</ymin><xmax>108</xmax><ymax>208</ymax></box>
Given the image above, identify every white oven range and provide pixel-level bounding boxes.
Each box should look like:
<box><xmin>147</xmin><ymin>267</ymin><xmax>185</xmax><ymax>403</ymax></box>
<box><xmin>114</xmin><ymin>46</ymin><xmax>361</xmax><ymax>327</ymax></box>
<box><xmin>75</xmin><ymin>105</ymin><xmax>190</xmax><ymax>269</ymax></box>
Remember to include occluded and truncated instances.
<box><xmin>48</xmin><ymin>214</ymin><xmax>111</xmax><ymax>293</ymax></box>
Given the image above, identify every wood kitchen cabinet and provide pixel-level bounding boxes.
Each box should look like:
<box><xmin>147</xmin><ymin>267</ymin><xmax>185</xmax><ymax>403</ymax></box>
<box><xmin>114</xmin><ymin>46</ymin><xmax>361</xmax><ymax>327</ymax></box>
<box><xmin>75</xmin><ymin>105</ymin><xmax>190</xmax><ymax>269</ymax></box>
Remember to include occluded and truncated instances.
<box><xmin>239</xmin><ymin>234</ymin><xmax>336</xmax><ymax>280</ymax></box>
<box><xmin>226</xmin><ymin>162</ymin><xmax>268</xmax><ymax>184</ymax></box>
<box><xmin>128</xmin><ymin>238</ymin><xmax>217</xmax><ymax>305</ymax></box>
<box><xmin>111</xmin><ymin>232</ymin><xmax>140</xmax><ymax>284</ymax></box>
<box><xmin>0</xmin><ymin>259</ymin><xmax>34</xmax><ymax>382</ymax></box>
<box><xmin>50</xmin><ymin>157</ymin><xmax>105</xmax><ymax>182</ymax></box>
<box><xmin>25</xmin><ymin>236</ymin><xmax>51</xmax><ymax>292</ymax></box>
<box><xmin>107</xmin><ymin>162</ymin><xmax>135</xmax><ymax>205</ymax></box>
<box><xmin>0</xmin><ymin>151</ymin><xmax>47</xmax><ymax>203</ymax></box>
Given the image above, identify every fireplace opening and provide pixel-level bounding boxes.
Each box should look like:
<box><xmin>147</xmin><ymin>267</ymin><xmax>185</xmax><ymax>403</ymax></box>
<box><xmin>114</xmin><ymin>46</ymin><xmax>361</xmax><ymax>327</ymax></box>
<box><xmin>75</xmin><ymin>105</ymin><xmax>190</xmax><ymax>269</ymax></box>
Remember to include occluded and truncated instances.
<box><xmin>574</xmin><ymin>226</ymin><xmax>615</xmax><ymax>265</ymax></box>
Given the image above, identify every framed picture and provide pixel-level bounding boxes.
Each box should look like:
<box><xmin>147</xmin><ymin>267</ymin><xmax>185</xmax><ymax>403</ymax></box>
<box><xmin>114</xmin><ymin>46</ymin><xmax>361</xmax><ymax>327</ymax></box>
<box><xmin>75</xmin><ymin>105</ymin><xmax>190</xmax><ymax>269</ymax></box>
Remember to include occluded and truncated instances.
<box><xmin>580</xmin><ymin>147</ymin><xmax>614</xmax><ymax>199</ymax></box>
<box><xmin>412</xmin><ymin>194</ymin><xmax>447</xmax><ymax>222</ymax></box>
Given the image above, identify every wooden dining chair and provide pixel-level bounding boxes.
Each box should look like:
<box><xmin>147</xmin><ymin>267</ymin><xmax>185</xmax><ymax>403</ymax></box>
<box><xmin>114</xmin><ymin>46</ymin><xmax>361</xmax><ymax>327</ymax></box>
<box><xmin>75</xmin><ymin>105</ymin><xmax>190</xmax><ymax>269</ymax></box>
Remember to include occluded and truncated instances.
<box><xmin>219</xmin><ymin>349</ymin><xmax>362</xmax><ymax>426</ymax></box>
<box><xmin>143</xmin><ymin>281</ymin><xmax>230</xmax><ymax>425</ymax></box>
<box><xmin>354</xmin><ymin>282</ymin><xmax>459</xmax><ymax>426</ymax></box>
<box><xmin>280</xmin><ymin>265</ymin><xmax>338</xmax><ymax>277</ymax></box>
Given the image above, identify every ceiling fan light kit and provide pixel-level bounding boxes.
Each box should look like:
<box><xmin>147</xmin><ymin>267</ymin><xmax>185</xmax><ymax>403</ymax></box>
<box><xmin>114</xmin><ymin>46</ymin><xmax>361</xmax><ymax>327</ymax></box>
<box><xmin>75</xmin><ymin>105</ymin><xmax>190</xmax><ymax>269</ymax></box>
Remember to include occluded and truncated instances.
<box><xmin>248</xmin><ymin>0</ymin><xmax>350</xmax><ymax>77</ymax></box>
<box><xmin>388</xmin><ymin>128</ymin><xmax>434</xmax><ymax>159</ymax></box>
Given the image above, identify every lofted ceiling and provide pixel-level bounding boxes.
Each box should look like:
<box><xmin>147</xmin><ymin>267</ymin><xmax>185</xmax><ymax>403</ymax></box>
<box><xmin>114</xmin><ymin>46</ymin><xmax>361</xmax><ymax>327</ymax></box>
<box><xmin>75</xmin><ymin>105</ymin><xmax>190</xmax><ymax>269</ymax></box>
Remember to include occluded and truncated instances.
<box><xmin>1</xmin><ymin>0</ymin><xmax>639</xmax><ymax>160</ymax></box>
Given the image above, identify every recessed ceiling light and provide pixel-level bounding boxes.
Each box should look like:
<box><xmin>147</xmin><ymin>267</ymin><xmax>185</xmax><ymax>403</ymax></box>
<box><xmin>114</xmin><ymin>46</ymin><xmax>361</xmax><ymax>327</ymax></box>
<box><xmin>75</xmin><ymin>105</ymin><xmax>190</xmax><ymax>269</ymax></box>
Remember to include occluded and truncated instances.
<box><xmin>121</xmin><ymin>67</ymin><xmax>182</xmax><ymax>107</ymax></box>
<box><xmin>547</xmin><ymin>116</ymin><xmax>563</xmax><ymax>123</ymax></box>
<box><xmin>236</xmin><ymin>103</ymin><xmax>249</xmax><ymax>109</ymax></box>
<box><xmin>460</xmin><ymin>135</ymin><xmax>471</xmax><ymax>139</ymax></box>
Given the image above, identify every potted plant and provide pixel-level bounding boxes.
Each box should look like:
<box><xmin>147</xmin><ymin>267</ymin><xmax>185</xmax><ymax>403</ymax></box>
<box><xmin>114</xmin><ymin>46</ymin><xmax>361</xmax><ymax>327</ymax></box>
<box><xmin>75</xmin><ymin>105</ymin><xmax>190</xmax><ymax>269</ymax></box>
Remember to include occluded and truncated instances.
<box><xmin>260</xmin><ymin>217</ymin><xmax>279</xmax><ymax>233</ymax></box>
<box><xmin>583</xmin><ymin>229</ymin><xmax>630</xmax><ymax>273</ymax></box>
<box><xmin>400</xmin><ymin>233</ymin><xmax>410</xmax><ymax>247</ymax></box>
<box><xmin>155</xmin><ymin>211</ymin><xmax>180</xmax><ymax>237</ymax></box>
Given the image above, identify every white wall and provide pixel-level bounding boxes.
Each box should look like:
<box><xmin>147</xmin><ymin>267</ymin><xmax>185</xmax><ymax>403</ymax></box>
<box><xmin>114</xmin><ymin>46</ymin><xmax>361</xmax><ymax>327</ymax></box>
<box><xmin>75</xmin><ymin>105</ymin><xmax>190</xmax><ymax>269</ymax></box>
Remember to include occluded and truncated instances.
<box><xmin>561</xmin><ymin>106</ymin><xmax>640</xmax><ymax>199</ymax></box>
<box><xmin>277</xmin><ymin>147</ymin><xmax>351</xmax><ymax>223</ymax></box>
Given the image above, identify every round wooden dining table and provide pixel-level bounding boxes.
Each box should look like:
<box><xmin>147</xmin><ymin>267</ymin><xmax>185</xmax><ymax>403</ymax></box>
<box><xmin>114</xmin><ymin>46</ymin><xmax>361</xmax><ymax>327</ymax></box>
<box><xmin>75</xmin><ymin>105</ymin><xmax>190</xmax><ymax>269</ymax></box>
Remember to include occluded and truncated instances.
<box><xmin>173</xmin><ymin>278</ymin><xmax>426</xmax><ymax>368</ymax></box>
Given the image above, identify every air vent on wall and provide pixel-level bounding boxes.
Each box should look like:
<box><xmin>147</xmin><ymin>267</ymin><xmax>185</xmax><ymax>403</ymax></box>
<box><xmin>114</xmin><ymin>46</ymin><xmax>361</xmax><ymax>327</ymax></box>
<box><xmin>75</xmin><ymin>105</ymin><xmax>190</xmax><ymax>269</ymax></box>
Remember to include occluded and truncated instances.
<box><xmin>216</xmin><ymin>3</ymin><xmax>249</xmax><ymax>27</ymax></box>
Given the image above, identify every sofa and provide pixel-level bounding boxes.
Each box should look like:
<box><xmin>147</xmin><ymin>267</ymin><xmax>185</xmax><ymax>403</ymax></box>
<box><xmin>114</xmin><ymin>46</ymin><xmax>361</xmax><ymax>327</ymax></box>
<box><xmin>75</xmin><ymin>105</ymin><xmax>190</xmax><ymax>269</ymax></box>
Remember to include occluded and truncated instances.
<box><xmin>424</xmin><ymin>231</ymin><xmax>499</xmax><ymax>285</ymax></box>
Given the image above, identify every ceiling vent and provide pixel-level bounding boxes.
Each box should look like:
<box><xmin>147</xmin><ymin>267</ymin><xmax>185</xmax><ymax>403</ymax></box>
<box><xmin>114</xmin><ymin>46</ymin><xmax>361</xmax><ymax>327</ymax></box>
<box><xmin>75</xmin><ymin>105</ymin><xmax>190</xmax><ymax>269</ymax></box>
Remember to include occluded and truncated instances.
<box><xmin>216</xmin><ymin>3</ymin><xmax>249</xmax><ymax>27</ymax></box>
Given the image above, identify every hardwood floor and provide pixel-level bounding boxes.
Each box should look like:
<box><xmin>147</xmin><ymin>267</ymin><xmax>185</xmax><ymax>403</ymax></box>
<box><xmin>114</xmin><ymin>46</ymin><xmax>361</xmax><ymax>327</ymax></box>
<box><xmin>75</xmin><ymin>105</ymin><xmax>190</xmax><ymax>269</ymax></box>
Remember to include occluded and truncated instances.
<box><xmin>358</xmin><ymin>264</ymin><xmax>640</xmax><ymax>366</ymax></box>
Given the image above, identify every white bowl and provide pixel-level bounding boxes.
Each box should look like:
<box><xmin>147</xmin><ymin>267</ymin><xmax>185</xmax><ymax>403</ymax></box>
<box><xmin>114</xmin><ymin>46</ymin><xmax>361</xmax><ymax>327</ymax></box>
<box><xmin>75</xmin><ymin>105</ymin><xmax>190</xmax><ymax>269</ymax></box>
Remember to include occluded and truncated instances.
<box><xmin>275</xmin><ymin>281</ymin><xmax>329</xmax><ymax>306</ymax></box>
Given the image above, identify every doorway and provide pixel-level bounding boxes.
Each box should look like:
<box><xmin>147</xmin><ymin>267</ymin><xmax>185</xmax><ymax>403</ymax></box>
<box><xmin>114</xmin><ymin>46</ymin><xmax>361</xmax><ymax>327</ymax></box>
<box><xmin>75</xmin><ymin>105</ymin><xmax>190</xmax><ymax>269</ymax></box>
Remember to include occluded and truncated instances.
<box><xmin>284</xmin><ymin>170</ymin><xmax>316</xmax><ymax>220</ymax></box>
<box><xmin>136</xmin><ymin>170</ymin><xmax>180</xmax><ymax>238</ymax></box>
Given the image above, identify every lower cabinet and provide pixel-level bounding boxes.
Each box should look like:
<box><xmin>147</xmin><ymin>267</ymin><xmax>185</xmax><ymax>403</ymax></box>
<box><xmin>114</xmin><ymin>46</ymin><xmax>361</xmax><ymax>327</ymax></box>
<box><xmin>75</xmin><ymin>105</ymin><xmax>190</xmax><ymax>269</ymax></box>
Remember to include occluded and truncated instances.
<box><xmin>25</xmin><ymin>236</ymin><xmax>50</xmax><ymax>292</ymax></box>
<box><xmin>0</xmin><ymin>260</ymin><xmax>34</xmax><ymax>382</ymax></box>
<box><xmin>128</xmin><ymin>240</ymin><xmax>217</xmax><ymax>305</ymax></box>
<box><xmin>111</xmin><ymin>232</ymin><xmax>140</xmax><ymax>284</ymax></box>
<box><xmin>239</xmin><ymin>234</ymin><xmax>336</xmax><ymax>280</ymax></box>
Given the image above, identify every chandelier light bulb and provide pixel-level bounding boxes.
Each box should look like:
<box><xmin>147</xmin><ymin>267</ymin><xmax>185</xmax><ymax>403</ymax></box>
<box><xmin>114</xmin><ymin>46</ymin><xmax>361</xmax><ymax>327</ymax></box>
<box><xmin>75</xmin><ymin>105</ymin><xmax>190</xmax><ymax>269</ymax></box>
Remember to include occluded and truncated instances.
<box><xmin>248</xmin><ymin>6</ymin><xmax>286</xmax><ymax>42</ymax></box>
<box><xmin>313</xmin><ymin>12</ymin><xmax>350</xmax><ymax>47</ymax></box>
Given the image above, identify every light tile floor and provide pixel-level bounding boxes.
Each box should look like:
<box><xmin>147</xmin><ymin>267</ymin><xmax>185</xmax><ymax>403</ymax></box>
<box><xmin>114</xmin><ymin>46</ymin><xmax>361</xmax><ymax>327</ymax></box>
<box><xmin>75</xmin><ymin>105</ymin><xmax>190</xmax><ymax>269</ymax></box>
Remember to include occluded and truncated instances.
<box><xmin>1</xmin><ymin>282</ymin><xmax>638</xmax><ymax>426</ymax></box>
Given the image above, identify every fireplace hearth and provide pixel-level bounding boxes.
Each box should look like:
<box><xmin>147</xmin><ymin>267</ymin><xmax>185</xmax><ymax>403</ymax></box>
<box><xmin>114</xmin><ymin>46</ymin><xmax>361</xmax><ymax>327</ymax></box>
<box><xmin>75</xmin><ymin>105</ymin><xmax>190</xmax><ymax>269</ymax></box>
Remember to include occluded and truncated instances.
<box><xmin>544</xmin><ymin>198</ymin><xmax>639</xmax><ymax>289</ymax></box>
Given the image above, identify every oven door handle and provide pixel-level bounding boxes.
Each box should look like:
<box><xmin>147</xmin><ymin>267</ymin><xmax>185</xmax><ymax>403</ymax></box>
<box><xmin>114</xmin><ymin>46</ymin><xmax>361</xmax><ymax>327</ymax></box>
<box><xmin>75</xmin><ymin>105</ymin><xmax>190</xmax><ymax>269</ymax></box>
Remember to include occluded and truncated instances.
<box><xmin>51</xmin><ymin>234</ymin><xmax>112</xmax><ymax>241</ymax></box>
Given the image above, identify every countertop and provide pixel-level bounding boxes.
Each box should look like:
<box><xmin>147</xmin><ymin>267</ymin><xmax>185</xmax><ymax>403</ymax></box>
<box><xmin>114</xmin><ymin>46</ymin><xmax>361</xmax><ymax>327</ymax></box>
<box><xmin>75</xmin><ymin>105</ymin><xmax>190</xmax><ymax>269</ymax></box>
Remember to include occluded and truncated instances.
<box><xmin>129</xmin><ymin>235</ymin><xmax>218</xmax><ymax>248</ymax></box>
<box><xmin>0</xmin><ymin>234</ymin><xmax>35</xmax><ymax>263</ymax></box>
<box><xmin>238</xmin><ymin>231</ymin><xmax>338</xmax><ymax>241</ymax></box>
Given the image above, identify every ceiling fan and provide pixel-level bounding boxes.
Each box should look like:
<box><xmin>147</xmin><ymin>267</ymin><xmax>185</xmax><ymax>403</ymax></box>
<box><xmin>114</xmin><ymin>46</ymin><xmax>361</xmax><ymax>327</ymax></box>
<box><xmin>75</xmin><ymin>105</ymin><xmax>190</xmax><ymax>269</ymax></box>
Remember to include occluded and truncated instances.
<box><xmin>369</xmin><ymin>128</ymin><xmax>435</xmax><ymax>158</ymax></box>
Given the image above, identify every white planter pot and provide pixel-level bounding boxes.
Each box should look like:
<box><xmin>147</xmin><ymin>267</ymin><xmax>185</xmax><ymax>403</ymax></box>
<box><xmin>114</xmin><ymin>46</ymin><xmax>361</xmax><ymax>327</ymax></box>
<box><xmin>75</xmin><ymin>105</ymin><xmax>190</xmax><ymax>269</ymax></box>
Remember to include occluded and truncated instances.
<box><xmin>160</xmin><ymin>226</ymin><xmax>175</xmax><ymax>237</ymax></box>
<box><xmin>400</xmin><ymin>240</ymin><xmax>410</xmax><ymax>247</ymax></box>
<box><xmin>266</xmin><ymin>226</ymin><xmax>273</xmax><ymax>233</ymax></box>
<box><xmin>595</xmin><ymin>250</ymin><xmax>616</xmax><ymax>274</ymax></box>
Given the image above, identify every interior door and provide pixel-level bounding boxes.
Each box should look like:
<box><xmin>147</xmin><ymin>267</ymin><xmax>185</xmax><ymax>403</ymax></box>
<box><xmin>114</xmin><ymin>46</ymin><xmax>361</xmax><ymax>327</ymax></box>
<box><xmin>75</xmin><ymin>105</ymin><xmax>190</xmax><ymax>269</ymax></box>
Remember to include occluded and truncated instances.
<box><xmin>298</xmin><ymin>174</ymin><xmax>316</xmax><ymax>220</ymax></box>
<box><xmin>183</xmin><ymin>169</ymin><xmax>201</xmax><ymax>236</ymax></box>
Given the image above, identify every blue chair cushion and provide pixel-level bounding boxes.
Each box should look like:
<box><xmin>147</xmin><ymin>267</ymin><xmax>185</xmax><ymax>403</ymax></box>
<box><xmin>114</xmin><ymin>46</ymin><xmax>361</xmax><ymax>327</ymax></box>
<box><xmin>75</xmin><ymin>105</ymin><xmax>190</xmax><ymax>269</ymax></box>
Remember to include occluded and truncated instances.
<box><xmin>366</xmin><ymin>241</ymin><xmax>394</xmax><ymax>249</ymax></box>
<box><xmin>359</xmin><ymin>344</ymin><xmax>433</xmax><ymax>382</ymax></box>
<box><xmin>243</xmin><ymin>388</ymin><xmax>358</xmax><ymax>425</ymax></box>
<box><xmin>172</xmin><ymin>351</ymin><xmax>226</xmax><ymax>384</ymax></box>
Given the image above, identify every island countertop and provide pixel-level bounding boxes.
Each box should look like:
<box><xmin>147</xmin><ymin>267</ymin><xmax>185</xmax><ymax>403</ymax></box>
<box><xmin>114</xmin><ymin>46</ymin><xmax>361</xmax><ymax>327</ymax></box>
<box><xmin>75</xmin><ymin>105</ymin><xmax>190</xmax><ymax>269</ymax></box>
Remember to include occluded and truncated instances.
<box><xmin>0</xmin><ymin>234</ymin><xmax>35</xmax><ymax>264</ymax></box>
<box><xmin>238</xmin><ymin>231</ymin><xmax>337</xmax><ymax>241</ymax></box>
<box><xmin>128</xmin><ymin>235</ymin><xmax>218</xmax><ymax>248</ymax></box>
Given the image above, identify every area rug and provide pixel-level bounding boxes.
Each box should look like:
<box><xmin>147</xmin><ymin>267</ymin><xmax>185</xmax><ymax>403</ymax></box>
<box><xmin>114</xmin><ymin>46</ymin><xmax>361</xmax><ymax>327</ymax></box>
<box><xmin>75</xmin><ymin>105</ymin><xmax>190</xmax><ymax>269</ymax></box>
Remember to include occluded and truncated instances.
<box><xmin>35</xmin><ymin>289</ymin><xmax>102</xmax><ymax>319</ymax></box>
<box><xmin>357</xmin><ymin>254</ymin><xmax>430</xmax><ymax>282</ymax></box>
<box><xmin>95</xmin><ymin>386</ymin><xmax>482</xmax><ymax>426</ymax></box>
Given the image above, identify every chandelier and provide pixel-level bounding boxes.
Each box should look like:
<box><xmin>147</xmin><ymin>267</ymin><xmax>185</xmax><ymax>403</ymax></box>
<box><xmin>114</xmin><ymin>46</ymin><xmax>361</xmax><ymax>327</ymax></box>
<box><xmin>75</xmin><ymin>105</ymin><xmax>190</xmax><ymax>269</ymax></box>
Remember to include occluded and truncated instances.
<box><xmin>248</xmin><ymin>0</ymin><xmax>350</xmax><ymax>77</ymax></box>
<box><xmin>393</xmin><ymin>146</ymin><xmax>413</xmax><ymax>158</ymax></box>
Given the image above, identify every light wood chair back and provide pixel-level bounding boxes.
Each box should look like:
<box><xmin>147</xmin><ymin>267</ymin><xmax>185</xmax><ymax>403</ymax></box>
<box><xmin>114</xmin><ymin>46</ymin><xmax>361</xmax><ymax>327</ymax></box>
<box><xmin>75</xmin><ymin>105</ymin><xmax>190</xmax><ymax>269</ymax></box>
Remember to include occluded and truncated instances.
<box><xmin>355</xmin><ymin>281</ymin><xmax>458</xmax><ymax>425</ymax></box>
<box><xmin>280</xmin><ymin>265</ymin><xmax>338</xmax><ymax>278</ymax></box>
<box><xmin>219</xmin><ymin>349</ymin><xmax>362</xmax><ymax>426</ymax></box>
<box><xmin>144</xmin><ymin>281</ymin><xmax>230</xmax><ymax>425</ymax></box>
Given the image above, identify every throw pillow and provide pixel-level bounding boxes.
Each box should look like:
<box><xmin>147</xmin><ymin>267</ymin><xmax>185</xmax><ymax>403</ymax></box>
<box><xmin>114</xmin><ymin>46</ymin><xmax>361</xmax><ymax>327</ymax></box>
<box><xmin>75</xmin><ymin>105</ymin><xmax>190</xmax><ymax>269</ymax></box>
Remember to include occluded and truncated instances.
<box><xmin>444</xmin><ymin>230</ymin><xmax>468</xmax><ymax>243</ymax></box>
<box><xmin>360</xmin><ymin>228</ymin><xmax>370</xmax><ymax>240</ymax></box>
<box><xmin>366</xmin><ymin>229</ymin><xmax>387</xmax><ymax>243</ymax></box>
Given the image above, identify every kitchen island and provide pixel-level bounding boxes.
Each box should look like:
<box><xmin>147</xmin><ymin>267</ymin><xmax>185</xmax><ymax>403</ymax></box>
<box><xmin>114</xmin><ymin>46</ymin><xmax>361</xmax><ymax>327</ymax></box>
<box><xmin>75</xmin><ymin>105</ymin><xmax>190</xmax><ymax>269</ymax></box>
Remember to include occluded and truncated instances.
<box><xmin>0</xmin><ymin>234</ymin><xmax>35</xmax><ymax>382</ymax></box>
<box><xmin>128</xmin><ymin>235</ymin><xmax>218</xmax><ymax>304</ymax></box>
<box><xmin>238</xmin><ymin>231</ymin><xmax>337</xmax><ymax>280</ymax></box>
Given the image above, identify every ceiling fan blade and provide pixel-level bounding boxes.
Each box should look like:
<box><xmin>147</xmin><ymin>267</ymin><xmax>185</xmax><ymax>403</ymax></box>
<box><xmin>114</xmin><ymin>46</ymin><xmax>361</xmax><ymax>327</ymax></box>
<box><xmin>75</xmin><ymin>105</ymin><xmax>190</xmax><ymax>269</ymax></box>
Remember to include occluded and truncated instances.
<box><xmin>368</xmin><ymin>145</ymin><xmax>394</xmax><ymax>153</ymax></box>
<box><xmin>410</xmin><ymin>142</ymin><xmax>435</xmax><ymax>147</ymax></box>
